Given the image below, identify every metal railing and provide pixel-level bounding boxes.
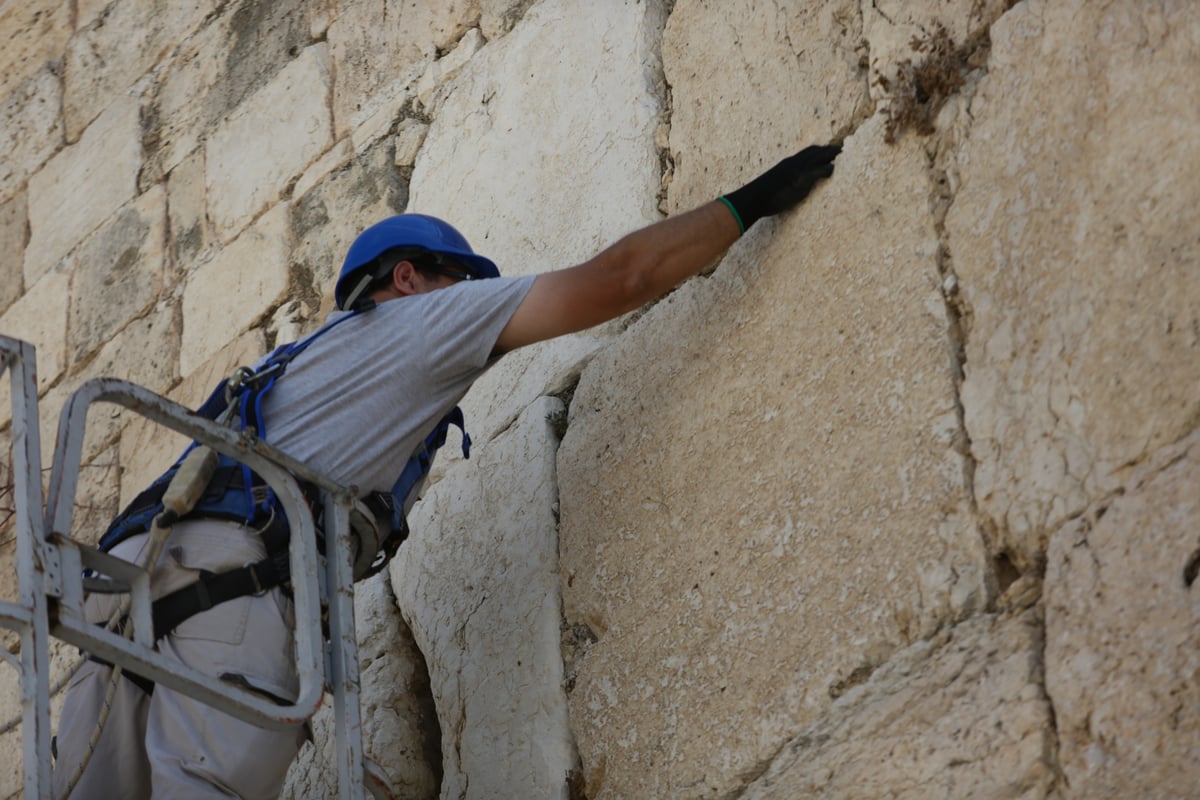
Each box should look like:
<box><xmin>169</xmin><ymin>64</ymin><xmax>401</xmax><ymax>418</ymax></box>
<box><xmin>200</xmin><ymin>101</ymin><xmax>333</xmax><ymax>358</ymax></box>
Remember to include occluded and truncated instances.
<box><xmin>0</xmin><ymin>334</ymin><xmax>392</xmax><ymax>799</ymax></box>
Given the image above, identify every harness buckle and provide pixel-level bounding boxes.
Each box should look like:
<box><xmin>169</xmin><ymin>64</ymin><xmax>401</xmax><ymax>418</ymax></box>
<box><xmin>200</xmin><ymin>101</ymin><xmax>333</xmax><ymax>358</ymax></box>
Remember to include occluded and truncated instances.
<box><xmin>246</xmin><ymin>561</ymin><xmax>268</xmax><ymax>597</ymax></box>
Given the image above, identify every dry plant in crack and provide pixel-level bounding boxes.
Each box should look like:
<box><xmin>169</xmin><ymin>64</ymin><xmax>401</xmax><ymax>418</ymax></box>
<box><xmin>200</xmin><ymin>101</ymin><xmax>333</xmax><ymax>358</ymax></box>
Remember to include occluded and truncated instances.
<box><xmin>879</xmin><ymin>22</ymin><xmax>989</xmax><ymax>144</ymax></box>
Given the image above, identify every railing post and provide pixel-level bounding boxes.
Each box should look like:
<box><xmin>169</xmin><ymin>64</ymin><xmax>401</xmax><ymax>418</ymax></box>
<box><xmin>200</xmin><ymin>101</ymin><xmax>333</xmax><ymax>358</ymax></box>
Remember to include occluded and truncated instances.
<box><xmin>324</xmin><ymin>495</ymin><xmax>367</xmax><ymax>799</ymax></box>
<box><xmin>1</xmin><ymin>336</ymin><xmax>53</xmax><ymax>799</ymax></box>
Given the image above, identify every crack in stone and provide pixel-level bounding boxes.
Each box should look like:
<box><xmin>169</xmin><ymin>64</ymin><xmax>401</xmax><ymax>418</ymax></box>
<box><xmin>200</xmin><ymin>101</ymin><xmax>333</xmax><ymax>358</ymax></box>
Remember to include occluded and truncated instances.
<box><xmin>870</xmin><ymin>0</ymin><xmax>897</xmax><ymax>27</ymax></box>
<box><xmin>382</xmin><ymin>571</ymin><xmax>445</xmax><ymax>793</ymax></box>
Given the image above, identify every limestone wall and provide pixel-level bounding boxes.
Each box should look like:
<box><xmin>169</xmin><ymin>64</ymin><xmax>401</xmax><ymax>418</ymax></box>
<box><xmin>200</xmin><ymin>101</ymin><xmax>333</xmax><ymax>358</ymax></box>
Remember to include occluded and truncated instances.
<box><xmin>0</xmin><ymin>1</ymin><xmax>1196</xmax><ymax>798</ymax></box>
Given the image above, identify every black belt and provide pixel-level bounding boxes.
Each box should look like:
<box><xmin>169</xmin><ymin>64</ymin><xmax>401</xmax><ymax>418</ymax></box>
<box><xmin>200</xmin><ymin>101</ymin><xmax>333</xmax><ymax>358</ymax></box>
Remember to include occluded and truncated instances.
<box><xmin>86</xmin><ymin>548</ymin><xmax>292</xmax><ymax>696</ymax></box>
<box><xmin>85</xmin><ymin>514</ymin><xmax>293</xmax><ymax>695</ymax></box>
<box><xmin>150</xmin><ymin>547</ymin><xmax>290</xmax><ymax>641</ymax></box>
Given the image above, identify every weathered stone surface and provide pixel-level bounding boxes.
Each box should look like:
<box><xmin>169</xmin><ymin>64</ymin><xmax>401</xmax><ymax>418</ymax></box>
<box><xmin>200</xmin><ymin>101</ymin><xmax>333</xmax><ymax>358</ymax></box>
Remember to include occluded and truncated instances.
<box><xmin>0</xmin><ymin>66</ymin><xmax>62</xmax><ymax>205</ymax></box>
<box><xmin>143</xmin><ymin>0</ymin><xmax>324</xmax><ymax>189</ymax></box>
<box><xmin>181</xmin><ymin>202</ymin><xmax>289</xmax><ymax>377</ymax></box>
<box><xmin>76</xmin><ymin>0</ymin><xmax>112</xmax><ymax>29</ymax></box>
<box><xmin>25</xmin><ymin>95</ymin><xmax>141</xmax><ymax>286</ymax></box>
<box><xmin>1045</xmin><ymin>430</ymin><xmax>1200</xmax><ymax>800</ymax></box>
<box><xmin>393</xmin><ymin>119</ymin><xmax>429</xmax><ymax>168</ymax></box>
<box><xmin>282</xmin><ymin>573</ymin><xmax>438</xmax><ymax>799</ymax></box>
<box><xmin>293</xmin><ymin>140</ymin><xmax>353</xmax><ymax>203</ymax></box>
<box><xmin>0</xmin><ymin>194</ymin><xmax>26</xmax><ymax>315</ymax></box>
<box><xmin>391</xmin><ymin>397</ymin><xmax>577</xmax><ymax>800</ymax></box>
<box><xmin>451</xmin><ymin>333</ymin><xmax>606</xmax><ymax>462</ymax></box>
<box><xmin>0</xmin><ymin>269</ymin><xmax>69</xmax><ymax>402</ymax></box>
<box><xmin>119</xmin><ymin>329</ymin><xmax>265</xmax><ymax>507</ymax></box>
<box><xmin>741</xmin><ymin>608</ymin><xmax>1054</xmax><ymax>799</ymax></box>
<box><xmin>348</xmin><ymin>85</ymin><xmax>419</xmax><ymax>156</ymax></box>
<box><xmin>66</xmin><ymin>444</ymin><xmax>121</xmax><ymax>548</ymax></box>
<box><xmin>0</xmin><ymin>1</ymin><xmax>72</xmax><ymax>103</ymax></box>
<box><xmin>290</xmin><ymin>136</ymin><xmax>408</xmax><ymax>312</ymax></box>
<box><xmin>62</xmin><ymin>0</ymin><xmax>210</xmax><ymax>142</ymax></box>
<box><xmin>558</xmin><ymin>117</ymin><xmax>986</xmax><ymax>799</ymax></box>
<box><xmin>479</xmin><ymin>0</ymin><xmax>534</xmax><ymax>40</ymax></box>
<box><xmin>206</xmin><ymin>44</ymin><xmax>333</xmax><ymax>240</ymax></box>
<box><xmin>411</xmin><ymin>0</ymin><xmax>662</xmax><ymax>268</ymax></box>
<box><xmin>167</xmin><ymin>148</ymin><xmax>210</xmax><ymax>281</ymax></box>
<box><xmin>662</xmin><ymin>0</ymin><xmax>870</xmax><ymax>215</ymax></box>
<box><xmin>67</xmin><ymin>186</ymin><xmax>167</xmax><ymax>364</ymax></box>
<box><xmin>141</xmin><ymin>14</ymin><xmax>225</xmax><ymax>188</ymax></box>
<box><xmin>409</xmin><ymin>0</ymin><xmax>665</xmax><ymax>447</ymax></box>
<box><xmin>0</xmin><ymin>636</ymin><xmax>80</xmax><ymax>798</ymax></box>
<box><xmin>950</xmin><ymin>0</ymin><xmax>1200</xmax><ymax>570</ymax></box>
<box><xmin>413</xmin><ymin>28</ymin><xmax>484</xmax><ymax>113</ymax></box>
<box><xmin>327</xmin><ymin>0</ymin><xmax>480</xmax><ymax>138</ymax></box>
<box><xmin>39</xmin><ymin>303</ymin><xmax>179</xmax><ymax>479</ymax></box>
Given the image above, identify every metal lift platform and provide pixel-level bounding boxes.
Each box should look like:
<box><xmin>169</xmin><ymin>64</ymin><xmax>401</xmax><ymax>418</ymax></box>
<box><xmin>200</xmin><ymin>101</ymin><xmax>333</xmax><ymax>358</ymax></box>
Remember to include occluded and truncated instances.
<box><xmin>0</xmin><ymin>334</ymin><xmax>393</xmax><ymax>799</ymax></box>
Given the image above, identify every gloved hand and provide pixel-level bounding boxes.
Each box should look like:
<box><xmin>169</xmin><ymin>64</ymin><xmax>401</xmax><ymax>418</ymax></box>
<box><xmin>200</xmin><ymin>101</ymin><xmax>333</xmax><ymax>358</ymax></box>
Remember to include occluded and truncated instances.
<box><xmin>718</xmin><ymin>142</ymin><xmax>842</xmax><ymax>234</ymax></box>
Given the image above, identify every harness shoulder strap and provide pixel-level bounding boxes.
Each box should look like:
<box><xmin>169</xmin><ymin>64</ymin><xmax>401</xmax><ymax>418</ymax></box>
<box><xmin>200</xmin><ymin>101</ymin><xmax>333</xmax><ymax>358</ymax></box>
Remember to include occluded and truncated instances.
<box><xmin>100</xmin><ymin>312</ymin><xmax>364</xmax><ymax>552</ymax></box>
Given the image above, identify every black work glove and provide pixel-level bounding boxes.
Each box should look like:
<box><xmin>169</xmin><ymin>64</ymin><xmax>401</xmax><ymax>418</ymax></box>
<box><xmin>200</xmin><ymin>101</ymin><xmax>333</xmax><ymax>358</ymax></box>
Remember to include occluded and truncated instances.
<box><xmin>718</xmin><ymin>143</ymin><xmax>842</xmax><ymax>234</ymax></box>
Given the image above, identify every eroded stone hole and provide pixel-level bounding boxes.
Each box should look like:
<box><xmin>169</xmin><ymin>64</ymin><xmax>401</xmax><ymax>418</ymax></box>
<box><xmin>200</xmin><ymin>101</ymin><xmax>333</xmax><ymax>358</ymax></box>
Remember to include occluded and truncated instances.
<box><xmin>829</xmin><ymin>662</ymin><xmax>876</xmax><ymax>699</ymax></box>
<box><xmin>560</xmin><ymin>622</ymin><xmax>598</xmax><ymax>694</ymax></box>
<box><xmin>992</xmin><ymin>550</ymin><xmax>1021</xmax><ymax>595</ymax></box>
<box><xmin>1182</xmin><ymin>544</ymin><xmax>1200</xmax><ymax>587</ymax></box>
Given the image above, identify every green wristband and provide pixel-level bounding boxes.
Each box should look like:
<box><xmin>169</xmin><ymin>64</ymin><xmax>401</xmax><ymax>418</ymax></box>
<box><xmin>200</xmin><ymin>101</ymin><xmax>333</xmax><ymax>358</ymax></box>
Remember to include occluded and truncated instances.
<box><xmin>717</xmin><ymin>196</ymin><xmax>746</xmax><ymax>235</ymax></box>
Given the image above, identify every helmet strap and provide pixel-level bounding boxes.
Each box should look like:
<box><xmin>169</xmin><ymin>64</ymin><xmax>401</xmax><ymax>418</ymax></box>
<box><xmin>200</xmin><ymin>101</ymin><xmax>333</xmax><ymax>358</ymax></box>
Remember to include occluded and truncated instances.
<box><xmin>340</xmin><ymin>258</ymin><xmax>397</xmax><ymax>311</ymax></box>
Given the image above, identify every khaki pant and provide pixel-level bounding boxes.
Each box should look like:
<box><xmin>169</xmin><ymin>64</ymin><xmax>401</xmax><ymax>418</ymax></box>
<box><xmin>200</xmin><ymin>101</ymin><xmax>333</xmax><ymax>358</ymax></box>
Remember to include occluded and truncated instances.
<box><xmin>53</xmin><ymin>520</ymin><xmax>305</xmax><ymax>799</ymax></box>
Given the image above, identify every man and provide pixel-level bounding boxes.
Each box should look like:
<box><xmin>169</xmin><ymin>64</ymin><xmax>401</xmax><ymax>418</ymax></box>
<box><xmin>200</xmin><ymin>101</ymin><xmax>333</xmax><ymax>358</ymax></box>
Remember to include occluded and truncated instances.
<box><xmin>53</xmin><ymin>142</ymin><xmax>840</xmax><ymax>798</ymax></box>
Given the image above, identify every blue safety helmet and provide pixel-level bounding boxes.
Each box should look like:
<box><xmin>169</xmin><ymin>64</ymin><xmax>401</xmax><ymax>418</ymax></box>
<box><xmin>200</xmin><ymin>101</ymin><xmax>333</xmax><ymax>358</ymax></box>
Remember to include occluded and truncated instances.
<box><xmin>335</xmin><ymin>214</ymin><xmax>500</xmax><ymax>310</ymax></box>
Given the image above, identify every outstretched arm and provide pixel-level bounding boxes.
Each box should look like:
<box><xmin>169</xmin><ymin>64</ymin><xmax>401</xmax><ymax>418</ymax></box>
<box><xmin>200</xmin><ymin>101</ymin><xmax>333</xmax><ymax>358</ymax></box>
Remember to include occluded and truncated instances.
<box><xmin>493</xmin><ymin>143</ymin><xmax>841</xmax><ymax>355</ymax></box>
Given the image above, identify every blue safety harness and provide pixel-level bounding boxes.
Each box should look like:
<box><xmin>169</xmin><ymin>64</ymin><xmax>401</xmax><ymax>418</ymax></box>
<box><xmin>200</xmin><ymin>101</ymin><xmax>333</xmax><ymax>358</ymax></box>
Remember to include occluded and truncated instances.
<box><xmin>99</xmin><ymin>307</ymin><xmax>470</xmax><ymax>642</ymax></box>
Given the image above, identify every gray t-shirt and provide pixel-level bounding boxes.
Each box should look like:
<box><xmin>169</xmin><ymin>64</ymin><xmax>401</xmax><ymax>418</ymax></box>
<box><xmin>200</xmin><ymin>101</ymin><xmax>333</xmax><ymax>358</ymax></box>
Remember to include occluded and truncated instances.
<box><xmin>260</xmin><ymin>275</ymin><xmax>536</xmax><ymax>494</ymax></box>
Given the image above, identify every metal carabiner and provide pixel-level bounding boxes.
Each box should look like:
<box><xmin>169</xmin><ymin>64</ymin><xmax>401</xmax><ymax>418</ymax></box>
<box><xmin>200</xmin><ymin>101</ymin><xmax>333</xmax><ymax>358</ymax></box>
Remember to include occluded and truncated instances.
<box><xmin>224</xmin><ymin>366</ymin><xmax>257</xmax><ymax>405</ymax></box>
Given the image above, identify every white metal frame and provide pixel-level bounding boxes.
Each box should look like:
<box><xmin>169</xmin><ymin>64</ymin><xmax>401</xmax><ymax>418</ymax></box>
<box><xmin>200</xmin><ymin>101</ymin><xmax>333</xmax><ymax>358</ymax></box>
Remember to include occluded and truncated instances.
<box><xmin>0</xmin><ymin>335</ymin><xmax>393</xmax><ymax>799</ymax></box>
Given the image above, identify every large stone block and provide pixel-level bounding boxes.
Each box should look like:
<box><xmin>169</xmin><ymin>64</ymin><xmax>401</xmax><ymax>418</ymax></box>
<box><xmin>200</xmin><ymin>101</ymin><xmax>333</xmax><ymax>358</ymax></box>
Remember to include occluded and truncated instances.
<box><xmin>410</xmin><ymin>0</ymin><xmax>663</xmax><ymax>270</ymax></box>
<box><xmin>0</xmin><ymin>194</ymin><xmax>26</xmax><ymax>315</ymax></box>
<box><xmin>0</xmin><ymin>636</ymin><xmax>81</xmax><ymax>798</ymax></box>
<box><xmin>741</xmin><ymin>608</ymin><xmax>1054</xmax><ymax>799</ymax></box>
<box><xmin>1045</xmin><ymin>430</ymin><xmax>1200</xmax><ymax>799</ymax></box>
<box><xmin>662</xmin><ymin>0</ymin><xmax>871</xmax><ymax>215</ymax></box>
<box><xmin>949</xmin><ymin>0</ymin><xmax>1200</xmax><ymax>569</ymax></box>
<box><xmin>41</xmin><ymin>303</ymin><xmax>179</xmax><ymax>480</ymax></box>
<box><xmin>206</xmin><ymin>45</ymin><xmax>333</xmax><ymax>240</ymax></box>
<box><xmin>0</xmin><ymin>66</ymin><xmax>62</xmax><ymax>206</ymax></box>
<box><xmin>142</xmin><ymin>0</ymin><xmax>323</xmax><ymax>189</ymax></box>
<box><xmin>282</xmin><ymin>573</ymin><xmax>438</xmax><ymax>799</ymax></box>
<box><xmin>67</xmin><ymin>186</ymin><xmax>167</xmax><ymax>364</ymax></box>
<box><xmin>290</xmin><ymin>136</ymin><xmax>408</xmax><ymax>312</ymax></box>
<box><xmin>327</xmin><ymin>0</ymin><xmax>480</xmax><ymax>138</ymax></box>
<box><xmin>0</xmin><ymin>269</ymin><xmax>69</xmax><ymax>409</ymax></box>
<box><xmin>409</xmin><ymin>0</ymin><xmax>666</xmax><ymax>447</ymax></box>
<box><xmin>181</xmin><ymin>202</ymin><xmax>290</xmax><ymax>377</ymax></box>
<box><xmin>64</xmin><ymin>444</ymin><xmax>121</xmax><ymax>548</ymax></box>
<box><xmin>166</xmin><ymin>147</ymin><xmax>209</xmax><ymax>279</ymax></box>
<box><xmin>25</xmin><ymin>95</ymin><xmax>141</xmax><ymax>286</ymax></box>
<box><xmin>391</xmin><ymin>397</ymin><xmax>577</xmax><ymax>800</ymax></box>
<box><xmin>0</xmin><ymin>1</ymin><xmax>72</xmax><ymax>103</ymax></box>
<box><xmin>558</xmin><ymin>117</ymin><xmax>986</xmax><ymax>799</ymax></box>
<box><xmin>62</xmin><ymin>0</ymin><xmax>210</xmax><ymax>142</ymax></box>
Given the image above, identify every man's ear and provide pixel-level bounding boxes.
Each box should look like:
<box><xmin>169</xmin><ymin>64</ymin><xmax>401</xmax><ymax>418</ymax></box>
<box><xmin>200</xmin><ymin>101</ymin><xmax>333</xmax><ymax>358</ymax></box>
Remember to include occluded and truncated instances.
<box><xmin>391</xmin><ymin>260</ymin><xmax>422</xmax><ymax>296</ymax></box>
